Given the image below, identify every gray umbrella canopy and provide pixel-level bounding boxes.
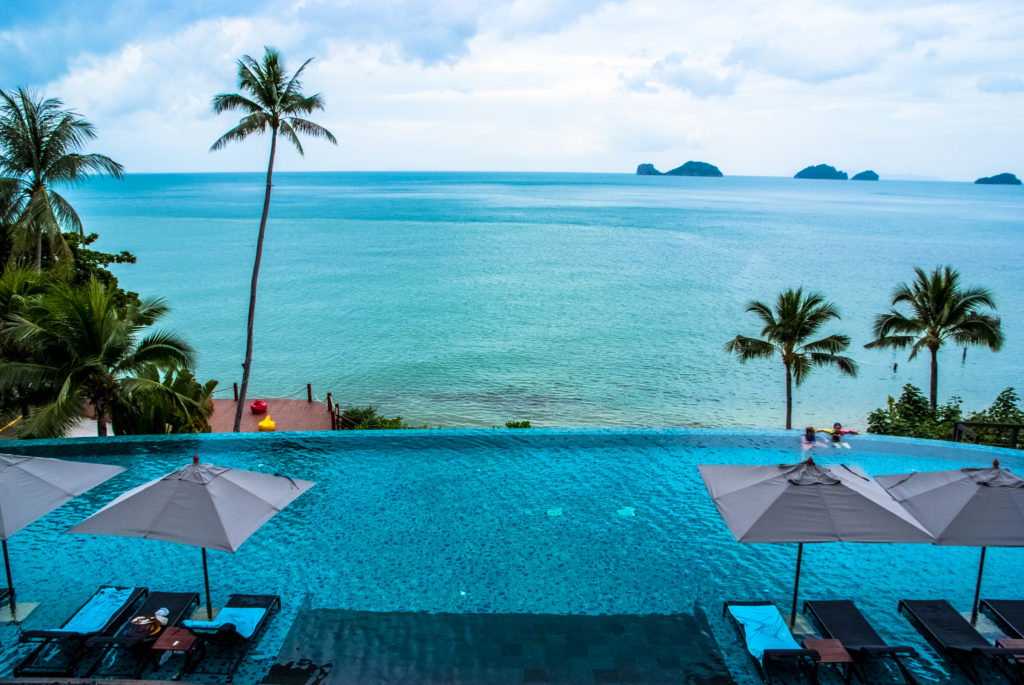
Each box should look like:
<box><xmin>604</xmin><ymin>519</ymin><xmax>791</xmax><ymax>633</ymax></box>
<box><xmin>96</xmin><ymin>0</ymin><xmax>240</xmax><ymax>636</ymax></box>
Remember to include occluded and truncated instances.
<box><xmin>700</xmin><ymin>458</ymin><xmax>933</xmax><ymax>623</ymax></box>
<box><xmin>0</xmin><ymin>454</ymin><xmax>124</xmax><ymax>595</ymax></box>
<box><xmin>68</xmin><ymin>456</ymin><xmax>314</xmax><ymax>617</ymax></box>
<box><xmin>877</xmin><ymin>459</ymin><xmax>1024</xmax><ymax>622</ymax></box>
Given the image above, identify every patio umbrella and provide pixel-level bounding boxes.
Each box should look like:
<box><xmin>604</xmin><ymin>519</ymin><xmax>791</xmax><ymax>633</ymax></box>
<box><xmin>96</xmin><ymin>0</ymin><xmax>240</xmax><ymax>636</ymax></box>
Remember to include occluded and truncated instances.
<box><xmin>0</xmin><ymin>453</ymin><xmax>124</xmax><ymax>598</ymax></box>
<box><xmin>699</xmin><ymin>457</ymin><xmax>934</xmax><ymax>625</ymax></box>
<box><xmin>877</xmin><ymin>459</ymin><xmax>1024</xmax><ymax>624</ymax></box>
<box><xmin>68</xmin><ymin>455</ymin><xmax>314</xmax><ymax>618</ymax></box>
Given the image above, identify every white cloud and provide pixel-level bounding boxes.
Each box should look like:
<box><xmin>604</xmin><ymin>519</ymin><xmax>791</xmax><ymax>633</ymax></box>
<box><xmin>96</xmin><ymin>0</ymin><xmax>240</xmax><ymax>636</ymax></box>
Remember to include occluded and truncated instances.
<box><xmin>8</xmin><ymin>0</ymin><xmax>1021</xmax><ymax>179</ymax></box>
<box><xmin>623</xmin><ymin>52</ymin><xmax>740</xmax><ymax>97</ymax></box>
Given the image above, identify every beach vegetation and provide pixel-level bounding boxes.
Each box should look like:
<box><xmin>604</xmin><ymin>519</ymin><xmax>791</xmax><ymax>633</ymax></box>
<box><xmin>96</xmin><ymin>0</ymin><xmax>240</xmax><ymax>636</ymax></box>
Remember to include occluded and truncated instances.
<box><xmin>505</xmin><ymin>420</ymin><xmax>532</xmax><ymax>428</ymax></box>
<box><xmin>0</xmin><ymin>88</ymin><xmax>123</xmax><ymax>271</ymax></box>
<box><xmin>113</xmin><ymin>366</ymin><xmax>217</xmax><ymax>435</ymax></box>
<box><xmin>0</xmin><ymin>277</ymin><xmax>194</xmax><ymax>437</ymax></box>
<box><xmin>60</xmin><ymin>232</ymin><xmax>138</xmax><ymax>306</ymax></box>
<box><xmin>966</xmin><ymin>387</ymin><xmax>1024</xmax><ymax>447</ymax></box>
<box><xmin>864</xmin><ymin>266</ymin><xmax>1002</xmax><ymax>410</ymax></box>
<box><xmin>866</xmin><ymin>384</ymin><xmax>962</xmax><ymax>441</ymax></box>
<box><xmin>210</xmin><ymin>47</ymin><xmax>337</xmax><ymax>433</ymax></box>
<box><xmin>725</xmin><ymin>287</ymin><xmax>858</xmax><ymax>429</ymax></box>
<box><xmin>337</xmin><ymin>405</ymin><xmax>424</xmax><ymax>430</ymax></box>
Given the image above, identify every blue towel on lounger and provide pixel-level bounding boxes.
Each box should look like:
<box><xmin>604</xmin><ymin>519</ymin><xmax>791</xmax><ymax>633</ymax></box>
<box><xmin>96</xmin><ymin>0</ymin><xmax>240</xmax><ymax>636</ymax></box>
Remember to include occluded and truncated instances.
<box><xmin>728</xmin><ymin>604</ymin><xmax>802</xmax><ymax>661</ymax></box>
<box><xmin>184</xmin><ymin>607</ymin><xmax>266</xmax><ymax>639</ymax></box>
<box><xmin>56</xmin><ymin>587</ymin><xmax>137</xmax><ymax>634</ymax></box>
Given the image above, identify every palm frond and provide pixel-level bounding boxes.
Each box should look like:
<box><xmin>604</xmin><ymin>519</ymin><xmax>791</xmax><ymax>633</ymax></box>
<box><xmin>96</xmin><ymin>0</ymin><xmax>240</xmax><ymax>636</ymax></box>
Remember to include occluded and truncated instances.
<box><xmin>724</xmin><ymin>335</ymin><xmax>777</xmax><ymax>361</ymax></box>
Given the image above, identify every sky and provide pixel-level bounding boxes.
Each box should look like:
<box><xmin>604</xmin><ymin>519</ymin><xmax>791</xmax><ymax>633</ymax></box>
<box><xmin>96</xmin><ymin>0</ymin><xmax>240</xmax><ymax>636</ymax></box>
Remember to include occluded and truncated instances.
<box><xmin>1</xmin><ymin>0</ymin><xmax>1022</xmax><ymax>179</ymax></box>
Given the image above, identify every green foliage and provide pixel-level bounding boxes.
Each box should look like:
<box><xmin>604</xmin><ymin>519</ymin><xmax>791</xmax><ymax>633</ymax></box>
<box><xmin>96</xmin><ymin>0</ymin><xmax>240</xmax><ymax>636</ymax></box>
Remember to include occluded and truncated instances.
<box><xmin>966</xmin><ymin>387</ymin><xmax>1024</xmax><ymax>447</ymax></box>
<box><xmin>867</xmin><ymin>383</ymin><xmax>963</xmax><ymax>440</ymax></box>
<box><xmin>61</xmin><ymin>232</ymin><xmax>139</xmax><ymax>306</ymax></box>
<box><xmin>113</xmin><ymin>366</ymin><xmax>217</xmax><ymax>435</ymax></box>
<box><xmin>0</xmin><ymin>276</ymin><xmax>195</xmax><ymax>437</ymax></box>
<box><xmin>337</xmin><ymin>405</ymin><xmax>424</xmax><ymax>430</ymax></box>
<box><xmin>505</xmin><ymin>420</ymin><xmax>532</xmax><ymax>428</ymax></box>
<box><xmin>0</xmin><ymin>88</ymin><xmax>123</xmax><ymax>270</ymax></box>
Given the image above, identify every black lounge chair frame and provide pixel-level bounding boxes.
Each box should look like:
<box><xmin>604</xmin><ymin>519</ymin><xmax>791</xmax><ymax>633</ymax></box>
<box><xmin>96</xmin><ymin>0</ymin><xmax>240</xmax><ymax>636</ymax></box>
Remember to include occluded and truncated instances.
<box><xmin>803</xmin><ymin>599</ymin><xmax>918</xmax><ymax>684</ymax></box>
<box><xmin>85</xmin><ymin>590</ymin><xmax>200</xmax><ymax>678</ymax></box>
<box><xmin>186</xmin><ymin>593</ymin><xmax>281</xmax><ymax>683</ymax></box>
<box><xmin>724</xmin><ymin>601</ymin><xmax>820</xmax><ymax>684</ymax></box>
<box><xmin>899</xmin><ymin>599</ymin><xmax>1023</xmax><ymax>684</ymax></box>
<box><xmin>14</xmin><ymin>585</ymin><xmax>148</xmax><ymax>677</ymax></box>
<box><xmin>981</xmin><ymin>599</ymin><xmax>1024</xmax><ymax>639</ymax></box>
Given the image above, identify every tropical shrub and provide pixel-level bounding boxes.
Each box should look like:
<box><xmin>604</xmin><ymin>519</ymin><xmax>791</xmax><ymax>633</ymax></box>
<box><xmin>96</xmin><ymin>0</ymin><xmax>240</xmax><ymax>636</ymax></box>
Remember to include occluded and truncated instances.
<box><xmin>338</xmin><ymin>406</ymin><xmax>422</xmax><ymax>430</ymax></box>
<box><xmin>505</xmin><ymin>420</ymin><xmax>532</xmax><ymax>428</ymax></box>
<box><xmin>113</xmin><ymin>366</ymin><xmax>217</xmax><ymax>435</ymax></box>
<box><xmin>966</xmin><ymin>388</ymin><xmax>1024</xmax><ymax>447</ymax></box>
<box><xmin>866</xmin><ymin>384</ymin><xmax>962</xmax><ymax>441</ymax></box>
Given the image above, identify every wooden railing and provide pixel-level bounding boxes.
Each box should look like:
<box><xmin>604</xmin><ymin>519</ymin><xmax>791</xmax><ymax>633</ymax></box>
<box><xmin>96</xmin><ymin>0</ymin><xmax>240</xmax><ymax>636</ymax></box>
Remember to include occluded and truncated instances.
<box><xmin>952</xmin><ymin>422</ymin><xmax>1023</xmax><ymax>449</ymax></box>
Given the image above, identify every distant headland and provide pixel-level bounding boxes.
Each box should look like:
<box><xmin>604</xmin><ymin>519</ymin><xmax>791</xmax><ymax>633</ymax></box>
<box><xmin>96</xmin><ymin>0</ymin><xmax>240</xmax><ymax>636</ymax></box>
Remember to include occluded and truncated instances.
<box><xmin>637</xmin><ymin>161</ymin><xmax>723</xmax><ymax>177</ymax></box>
<box><xmin>852</xmin><ymin>170</ymin><xmax>879</xmax><ymax>181</ymax></box>
<box><xmin>975</xmin><ymin>172</ymin><xmax>1021</xmax><ymax>185</ymax></box>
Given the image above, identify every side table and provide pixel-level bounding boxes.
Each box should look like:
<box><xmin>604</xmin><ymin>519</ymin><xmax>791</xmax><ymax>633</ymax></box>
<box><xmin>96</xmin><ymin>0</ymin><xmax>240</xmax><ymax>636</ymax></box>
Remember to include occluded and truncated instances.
<box><xmin>151</xmin><ymin>626</ymin><xmax>204</xmax><ymax>679</ymax></box>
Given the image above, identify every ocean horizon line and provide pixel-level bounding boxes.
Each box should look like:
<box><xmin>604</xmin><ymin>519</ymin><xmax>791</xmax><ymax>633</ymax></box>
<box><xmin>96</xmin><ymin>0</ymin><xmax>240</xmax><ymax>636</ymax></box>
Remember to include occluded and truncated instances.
<box><xmin>80</xmin><ymin>169</ymin><xmax>979</xmax><ymax>184</ymax></box>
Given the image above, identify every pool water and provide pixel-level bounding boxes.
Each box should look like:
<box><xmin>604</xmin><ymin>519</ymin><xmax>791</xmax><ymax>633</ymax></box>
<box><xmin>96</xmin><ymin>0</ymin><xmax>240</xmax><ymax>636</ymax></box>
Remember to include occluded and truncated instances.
<box><xmin>0</xmin><ymin>429</ymin><xmax>1018</xmax><ymax>683</ymax></box>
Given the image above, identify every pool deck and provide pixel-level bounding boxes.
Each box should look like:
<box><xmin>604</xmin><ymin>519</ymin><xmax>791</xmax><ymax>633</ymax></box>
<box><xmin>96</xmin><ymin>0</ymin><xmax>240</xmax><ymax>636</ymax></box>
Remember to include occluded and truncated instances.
<box><xmin>209</xmin><ymin>398</ymin><xmax>334</xmax><ymax>433</ymax></box>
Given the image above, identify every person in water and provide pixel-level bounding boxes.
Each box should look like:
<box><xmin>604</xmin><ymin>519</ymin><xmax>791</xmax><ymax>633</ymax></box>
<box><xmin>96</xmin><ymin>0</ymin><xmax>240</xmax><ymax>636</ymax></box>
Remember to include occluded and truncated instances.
<box><xmin>803</xmin><ymin>426</ymin><xmax>818</xmax><ymax>447</ymax></box>
<box><xmin>831</xmin><ymin>422</ymin><xmax>843</xmax><ymax>444</ymax></box>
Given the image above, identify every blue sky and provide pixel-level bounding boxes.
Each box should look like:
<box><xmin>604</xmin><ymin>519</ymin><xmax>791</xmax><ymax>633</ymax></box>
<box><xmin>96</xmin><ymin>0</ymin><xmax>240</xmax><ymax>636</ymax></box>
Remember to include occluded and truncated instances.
<box><xmin>2</xmin><ymin>0</ymin><xmax>1022</xmax><ymax>179</ymax></box>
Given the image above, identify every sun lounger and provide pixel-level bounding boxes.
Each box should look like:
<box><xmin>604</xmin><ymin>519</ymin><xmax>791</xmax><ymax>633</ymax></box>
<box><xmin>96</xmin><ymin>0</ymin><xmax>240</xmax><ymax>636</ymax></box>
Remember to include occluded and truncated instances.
<box><xmin>981</xmin><ymin>600</ymin><xmax>1024</xmax><ymax>638</ymax></box>
<box><xmin>85</xmin><ymin>590</ymin><xmax>200</xmax><ymax>678</ymax></box>
<box><xmin>182</xmin><ymin>593</ymin><xmax>281</xmax><ymax>681</ymax></box>
<box><xmin>899</xmin><ymin>599</ymin><xmax>1023</xmax><ymax>683</ymax></box>
<box><xmin>14</xmin><ymin>585</ymin><xmax>147</xmax><ymax>677</ymax></box>
<box><xmin>724</xmin><ymin>601</ymin><xmax>820</xmax><ymax>684</ymax></box>
<box><xmin>804</xmin><ymin>600</ymin><xmax>918</xmax><ymax>684</ymax></box>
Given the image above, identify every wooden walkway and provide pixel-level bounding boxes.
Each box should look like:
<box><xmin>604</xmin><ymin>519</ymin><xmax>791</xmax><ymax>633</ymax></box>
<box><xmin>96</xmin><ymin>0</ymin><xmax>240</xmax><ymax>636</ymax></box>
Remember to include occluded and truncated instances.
<box><xmin>209</xmin><ymin>398</ymin><xmax>334</xmax><ymax>433</ymax></box>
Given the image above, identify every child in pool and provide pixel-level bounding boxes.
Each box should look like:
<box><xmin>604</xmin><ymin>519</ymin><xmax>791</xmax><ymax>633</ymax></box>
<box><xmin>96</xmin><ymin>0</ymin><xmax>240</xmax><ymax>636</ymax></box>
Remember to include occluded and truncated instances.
<box><xmin>802</xmin><ymin>426</ymin><xmax>821</xmax><ymax>449</ymax></box>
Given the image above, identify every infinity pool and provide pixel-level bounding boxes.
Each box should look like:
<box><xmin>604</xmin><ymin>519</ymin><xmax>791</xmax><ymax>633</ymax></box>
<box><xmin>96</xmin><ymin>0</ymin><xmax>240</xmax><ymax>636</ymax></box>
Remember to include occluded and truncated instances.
<box><xmin>0</xmin><ymin>429</ymin><xmax>1018</xmax><ymax>683</ymax></box>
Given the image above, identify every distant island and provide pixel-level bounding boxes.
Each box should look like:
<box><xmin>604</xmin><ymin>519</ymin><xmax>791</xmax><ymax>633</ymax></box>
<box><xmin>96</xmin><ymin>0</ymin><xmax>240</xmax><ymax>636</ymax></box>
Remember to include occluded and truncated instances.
<box><xmin>852</xmin><ymin>170</ymin><xmax>879</xmax><ymax>181</ymax></box>
<box><xmin>636</xmin><ymin>161</ymin><xmax>723</xmax><ymax>177</ymax></box>
<box><xmin>795</xmin><ymin>164</ymin><xmax>848</xmax><ymax>180</ymax></box>
<box><xmin>975</xmin><ymin>172</ymin><xmax>1021</xmax><ymax>185</ymax></box>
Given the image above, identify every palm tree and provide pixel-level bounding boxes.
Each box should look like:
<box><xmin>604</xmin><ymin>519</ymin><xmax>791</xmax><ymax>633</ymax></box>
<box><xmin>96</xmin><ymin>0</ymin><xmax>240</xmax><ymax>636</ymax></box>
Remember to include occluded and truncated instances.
<box><xmin>210</xmin><ymin>47</ymin><xmax>337</xmax><ymax>432</ymax></box>
<box><xmin>865</xmin><ymin>266</ymin><xmax>1002</xmax><ymax>410</ymax></box>
<box><xmin>0</xmin><ymin>88</ymin><xmax>124</xmax><ymax>269</ymax></box>
<box><xmin>726</xmin><ymin>288</ymin><xmax>858</xmax><ymax>429</ymax></box>
<box><xmin>0</xmin><ymin>277</ymin><xmax>195</xmax><ymax>437</ymax></box>
<box><xmin>114</xmin><ymin>366</ymin><xmax>217</xmax><ymax>435</ymax></box>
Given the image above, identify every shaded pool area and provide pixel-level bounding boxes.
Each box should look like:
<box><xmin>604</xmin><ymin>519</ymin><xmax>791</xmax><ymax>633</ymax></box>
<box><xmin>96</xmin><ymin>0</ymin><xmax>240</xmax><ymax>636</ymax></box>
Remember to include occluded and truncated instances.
<box><xmin>0</xmin><ymin>428</ymin><xmax>1019</xmax><ymax>683</ymax></box>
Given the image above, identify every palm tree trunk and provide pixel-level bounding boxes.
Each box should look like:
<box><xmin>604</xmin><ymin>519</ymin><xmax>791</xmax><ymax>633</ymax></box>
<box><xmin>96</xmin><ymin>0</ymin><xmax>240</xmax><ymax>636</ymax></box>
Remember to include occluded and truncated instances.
<box><xmin>929</xmin><ymin>345</ymin><xmax>938</xmax><ymax>411</ymax></box>
<box><xmin>95</xmin><ymin>400</ymin><xmax>108</xmax><ymax>437</ymax></box>
<box><xmin>785</xmin><ymin>363</ymin><xmax>793</xmax><ymax>430</ymax></box>
<box><xmin>232</xmin><ymin>128</ymin><xmax>279</xmax><ymax>432</ymax></box>
<box><xmin>34</xmin><ymin>231</ymin><xmax>42</xmax><ymax>269</ymax></box>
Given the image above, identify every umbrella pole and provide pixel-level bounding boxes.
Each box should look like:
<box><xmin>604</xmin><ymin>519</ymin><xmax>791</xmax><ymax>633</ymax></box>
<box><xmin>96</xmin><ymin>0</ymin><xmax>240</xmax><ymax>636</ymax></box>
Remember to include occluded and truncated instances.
<box><xmin>202</xmin><ymin>547</ymin><xmax>213</xmax><ymax>619</ymax></box>
<box><xmin>2</xmin><ymin>539</ymin><xmax>12</xmax><ymax>594</ymax></box>
<box><xmin>971</xmin><ymin>546</ymin><xmax>987</xmax><ymax>625</ymax></box>
<box><xmin>790</xmin><ymin>542</ymin><xmax>803</xmax><ymax>627</ymax></box>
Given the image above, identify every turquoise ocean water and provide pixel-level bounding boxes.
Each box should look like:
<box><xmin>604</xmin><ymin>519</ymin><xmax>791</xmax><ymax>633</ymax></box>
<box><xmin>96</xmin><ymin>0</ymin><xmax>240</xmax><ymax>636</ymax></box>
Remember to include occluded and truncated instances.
<box><xmin>63</xmin><ymin>172</ymin><xmax>1024</xmax><ymax>429</ymax></box>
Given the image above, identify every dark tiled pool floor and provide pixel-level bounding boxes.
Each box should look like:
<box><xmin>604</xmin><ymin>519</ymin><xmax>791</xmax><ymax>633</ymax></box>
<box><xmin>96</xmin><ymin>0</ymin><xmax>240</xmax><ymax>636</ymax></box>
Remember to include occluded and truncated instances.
<box><xmin>262</xmin><ymin>609</ymin><xmax>735</xmax><ymax>684</ymax></box>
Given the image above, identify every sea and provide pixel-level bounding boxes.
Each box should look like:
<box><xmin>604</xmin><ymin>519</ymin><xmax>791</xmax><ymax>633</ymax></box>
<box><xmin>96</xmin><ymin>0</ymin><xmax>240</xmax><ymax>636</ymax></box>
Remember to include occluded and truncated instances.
<box><xmin>62</xmin><ymin>172</ymin><xmax>1024</xmax><ymax>430</ymax></box>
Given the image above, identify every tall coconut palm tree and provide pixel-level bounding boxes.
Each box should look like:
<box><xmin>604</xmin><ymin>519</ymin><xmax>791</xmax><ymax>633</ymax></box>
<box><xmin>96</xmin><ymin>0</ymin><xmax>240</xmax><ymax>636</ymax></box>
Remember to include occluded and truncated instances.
<box><xmin>0</xmin><ymin>88</ymin><xmax>124</xmax><ymax>269</ymax></box>
<box><xmin>726</xmin><ymin>288</ymin><xmax>858</xmax><ymax>429</ymax></box>
<box><xmin>0</xmin><ymin>277</ymin><xmax>195</xmax><ymax>437</ymax></box>
<box><xmin>865</xmin><ymin>266</ymin><xmax>1002</xmax><ymax>410</ymax></box>
<box><xmin>210</xmin><ymin>47</ymin><xmax>337</xmax><ymax>432</ymax></box>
